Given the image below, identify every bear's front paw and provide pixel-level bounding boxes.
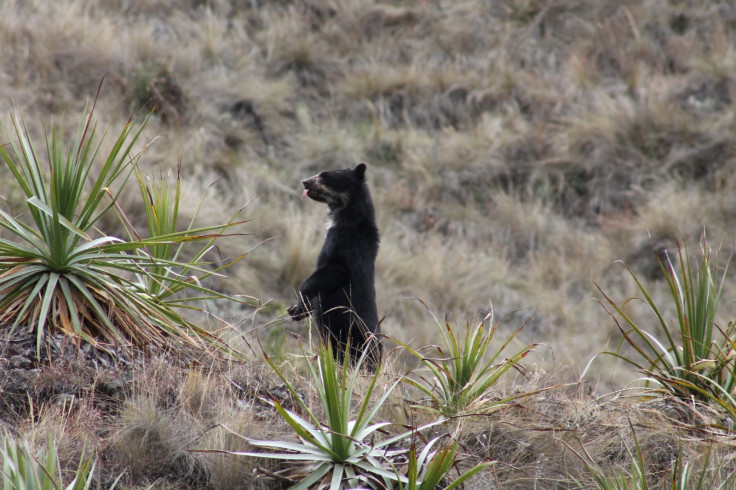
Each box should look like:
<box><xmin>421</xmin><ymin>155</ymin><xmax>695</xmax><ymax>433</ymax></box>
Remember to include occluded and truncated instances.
<box><xmin>287</xmin><ymin>304</ymin><xmax>310</xmax><ymax>321</ymax></box>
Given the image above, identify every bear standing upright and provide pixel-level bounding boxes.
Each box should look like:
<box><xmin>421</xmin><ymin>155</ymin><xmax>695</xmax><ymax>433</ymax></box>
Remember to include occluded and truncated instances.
<box><xmin>287</xmin><ymin>163</ymin><xmax>382</xmax><ymax>369</ymax></box>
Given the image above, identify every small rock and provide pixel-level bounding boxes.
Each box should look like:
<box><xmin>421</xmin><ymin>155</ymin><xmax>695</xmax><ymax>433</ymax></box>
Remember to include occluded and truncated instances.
<box><xmin>54</xmin><ymin>393</ymin><xmax>78</xmax><ymax>408</ymax></box>
<box><xmin>3</xmin><ymin>368</ymin><xmax>41</xmax><ymax>392</ymax></box>
<box><xmin>8</xmin><ymin>355</ymin><xmax>33</xmax><ymax>369</ymax></box>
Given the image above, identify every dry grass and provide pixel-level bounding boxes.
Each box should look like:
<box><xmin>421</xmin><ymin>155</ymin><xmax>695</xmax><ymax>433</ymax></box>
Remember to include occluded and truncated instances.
<box><xmin>101</xmin><ymin>357</ymin><xmax>292</xmax><ymax>488</ymax></box>
<box><xmin>4</xmin><ymin>355</ymin><xmax>735</xmax><ymax>488</ymax></box>
<box><xmin>2</xmin><ymin>0</ymin><xmax>736</xmax><ymax>487</ymax></box>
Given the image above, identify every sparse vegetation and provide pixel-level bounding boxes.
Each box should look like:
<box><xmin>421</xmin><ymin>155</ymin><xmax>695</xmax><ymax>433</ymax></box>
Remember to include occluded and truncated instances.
<box><xmin>570</xmin><ymin>426</ymin><xmax>736</xmax><ymax>490</ymax></box>
<box><xmin>2</xmin><ymin>0</ymin><xmax>736</xmax><ymax>488</ymax></box>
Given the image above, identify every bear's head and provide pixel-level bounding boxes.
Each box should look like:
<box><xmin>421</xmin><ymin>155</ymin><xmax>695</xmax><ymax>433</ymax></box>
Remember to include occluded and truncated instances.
<box><xmin>301</xmin><ymin>163</ymin><xmax>367</xmax><ymax>211</ymax></box>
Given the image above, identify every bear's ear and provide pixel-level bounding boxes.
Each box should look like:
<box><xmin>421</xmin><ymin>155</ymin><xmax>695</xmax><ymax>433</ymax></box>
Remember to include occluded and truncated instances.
<box><xmin>354</xmin><ymin>163</ymin><xmax>367</xmax><ymax>180</ymax></box>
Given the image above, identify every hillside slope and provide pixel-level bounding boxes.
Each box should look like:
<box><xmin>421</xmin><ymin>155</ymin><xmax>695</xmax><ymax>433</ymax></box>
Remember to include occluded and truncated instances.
<box><xmin>2</xmin><ymin>1</ymin><xmax>736</xmax><ymax>488</ymax></box>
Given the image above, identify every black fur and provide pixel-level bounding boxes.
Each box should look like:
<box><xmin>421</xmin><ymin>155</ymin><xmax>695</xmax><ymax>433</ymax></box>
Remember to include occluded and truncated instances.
<box><xmin>287</xmin><ymin>163</ymin><xmax>382</xmax><ymax>369</ymax></box>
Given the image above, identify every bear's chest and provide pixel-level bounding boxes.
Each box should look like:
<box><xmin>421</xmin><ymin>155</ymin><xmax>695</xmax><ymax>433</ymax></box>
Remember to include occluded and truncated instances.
<box><xmin>317</xmin><ymin>230</ymin><xmax>339</xmax><ymax>265</ymax></box>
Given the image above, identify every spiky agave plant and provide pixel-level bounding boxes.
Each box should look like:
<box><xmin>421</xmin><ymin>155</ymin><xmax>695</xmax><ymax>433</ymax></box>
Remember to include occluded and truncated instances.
<box><xmin>397</xmin><ymin>436</ymin><xmax>494</xmax><ymax>490</ymax></box>
<box><xmin>208</xmin><ymin>341</ymin><xmax>460</xmax><ymax>489</ymax></box>
<box><xmin>125</xmin><ymin>165</ymin><xmax>251</xmax><ymax>317</ymax></box>
<box><xmin>0</xmin><ymin>431</ymin><xmax>115</xmax><ymax>490</ymax></box>
<box><xmin>394</xmin><ymin>304</ymin><xmax>537</xmax><ymax>417</ymax></box>
<box><xmin>0</xmin><ymin>87</ymin><xmax>248</xmax><ymax>358</ymax></box>
<box><xmin>596</xmin><ymin>237</ymin><xmax>736</xmax><ymax>421</ymax></box>
<box><xmin>234</xmin><ymin>341</ymin><xmax>415</xmax><ymax>489</ymax></box>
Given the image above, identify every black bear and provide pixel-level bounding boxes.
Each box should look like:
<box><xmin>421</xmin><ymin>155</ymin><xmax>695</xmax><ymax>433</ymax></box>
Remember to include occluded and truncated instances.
<box><xmin>287</xmin><ymin>163</ymin><xmax>382</xmax><ymax>369</ymax></box>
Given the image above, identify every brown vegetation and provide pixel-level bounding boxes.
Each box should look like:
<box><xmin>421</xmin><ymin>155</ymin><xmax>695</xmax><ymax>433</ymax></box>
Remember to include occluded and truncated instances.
<box><xmin>2</xmin><ymin>0</ymin><xmax>736</xmax><ymax>488</ymax></box>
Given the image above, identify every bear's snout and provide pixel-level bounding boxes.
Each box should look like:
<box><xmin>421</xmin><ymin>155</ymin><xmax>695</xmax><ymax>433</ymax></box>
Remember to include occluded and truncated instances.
<box><xmin>301</xmin><ymin>176</ymin><xmax>325</xmax><ymax>201</ymax></box>
<box><xmin>302</xmin><ymin>176</ymin><xmax>320</xmax><ymax>190</ymax></box>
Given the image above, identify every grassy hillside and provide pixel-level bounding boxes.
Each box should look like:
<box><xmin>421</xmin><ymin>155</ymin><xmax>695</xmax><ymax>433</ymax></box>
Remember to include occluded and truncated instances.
<box><xmin>1</xmin><ymin>0</ymin><xmax>736</xmax><ymax>488</ymax></box>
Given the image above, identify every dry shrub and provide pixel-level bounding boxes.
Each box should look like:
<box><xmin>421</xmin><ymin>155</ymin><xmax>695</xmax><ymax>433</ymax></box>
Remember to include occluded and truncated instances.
<box><xmin>105</xmin><ymin>357</ymin><xmax>292</xmax><ymax>488</ymax></box>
